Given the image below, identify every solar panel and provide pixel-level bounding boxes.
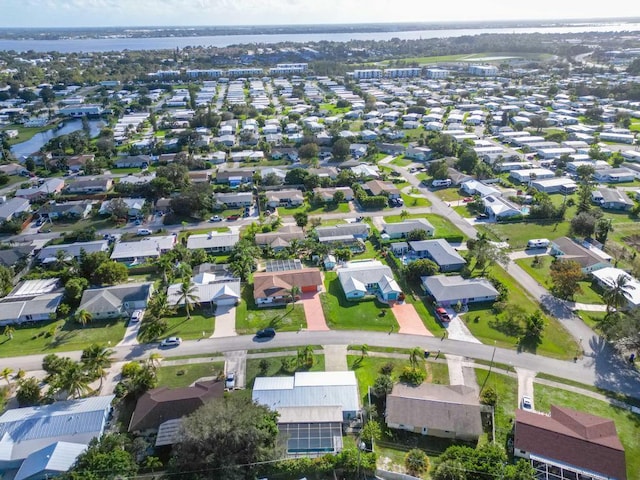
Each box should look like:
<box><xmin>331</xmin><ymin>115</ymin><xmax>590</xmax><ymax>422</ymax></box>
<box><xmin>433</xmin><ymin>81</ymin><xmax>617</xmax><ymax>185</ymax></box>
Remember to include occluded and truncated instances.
<box><xmin>265</xmin><ymin>259</ymin><xmax>303</xmax><ymax>272</ymax></box>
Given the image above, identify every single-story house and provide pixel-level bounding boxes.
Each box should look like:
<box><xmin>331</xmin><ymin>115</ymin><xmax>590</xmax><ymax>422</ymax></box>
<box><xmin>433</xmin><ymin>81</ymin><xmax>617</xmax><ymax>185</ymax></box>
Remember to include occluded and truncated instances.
<box><xmin>110</xmin><ymin>235</ymin><xmax>177</xmax><ymax>264</ymax></box>
<box><xmin>114</xmin><ymin>155</ymin><xmax>151</xmax><ymax>168</ymax></box>
<box><xmin>550</xmin><ymin>237</ymin><xmax>612</xmax><ymax>273</ymax></box>
<box><xmin>129</xmin><ymin>381</ymin><xmax>224</xmax><ymax>438</ymax></box>
<box><xmin>382</xmin><ymin>219</ymin><xmax>435</xmax><ymax>239</ymax></box>
<box><xmin>65</xmin><ymin>178</ymin><xmax>113</xmax><ymax>194</ymax></box>
<box><xmin>167</xmin><ymin>273</ymin><xmax>241</xmax><ymax>307</ymax></box>
<box><xmin>214</xmin><ymin>169</ymin><xmax>254</xmax><ymax>185</ymax></box>
<box><xmin>385</xmin><ymin>383</ymin><xmax>483</xmax><ymax>441</ymax></box>
<box><xmin>252</xmin><ymin>371</ymin><xmax>360</xmax><ymax>422</ymax></box>
<box><xmin>460</xmin><ymin>179</ymin><xmax>501</xmax><ymax>198</ymax></box>
<box><xmin>594</xmin><ymin>168</ymin><xmax>635</xmax><ymax>184</ymax></box>
<box><xmin>265</xmin><ymin>189</ymin><xmax>304</xmax><ymax>208</ymax></box>
<box><xmin>99</xmin><ymin>197</ymin><xmax>146</xmax><ymax>218</ymax></box>
<box><xmin>252</xmin><ymin>268</ymin><xmax>323</xmax><ymax>306</ymax></box>
<box><xmin>591</xmin><ymin>187</ymin><xmax>634</xmax><ymax>211</ymax></box>
<box><xmin>15</xmin><ymin>178</ymin><xmax>65</xmax><ymax>201</ymax></box>
<box><xmin>337</xmin><ymin>260</ymin><xmax>402</xmax><ymax>302</ymax></box>
<box><xmin>214</xmin><ymin>191</ymin><xmax>254</xmax><ymax>208</ymax></box>
<box><xmin>186</xmin><ymin>231</ymin><xmax>239</xmax><ymax>253</ymax></box>
<box><xmin>514</xmin><ymin>405</ymin><xmax>626</xmax><ymax>480</ymax></box>
<box><xmin>255</xmin><ymin>225</ymin><xmax>305</xmax><ymax>251</ymax></box>
<box><xmin>591</xmin><ymin>267</ymin><xmax>640</xmax><ymax>310</ymax></box>
<box><xmin>363</xmin><ymin>180</ymin><xmax>401</xmax><ymax>199</ymax></box>
<box><xmin>77</xmin><ymin>282</ymin><xmax>154</xmax><ymax>320</ymax></box>
<box><xmin>315</xmin><ymin>223</ymin><xmax>370</xmax><ymax>250</ymax></box>
<box><xmin>405</xmin><ymin>146</ymin><xmax>433</xmax><ymax>161</ymax></box>
<box><xmin>0</xmin><ymin>395</ymin><xmax>115</xmax><ymax>478</ymax></box>
<box><xmin>0</xmin><ymin>245</ymin><xmax>35</xmax><ymax>268</ymax></box>
<box><xmin>0</xmin><ymin>293</ymin><xmax>63</xmax><ymax>326</ymax></box>
<box><xmin>37</xmin><ymin>240</ymin><xmax>109</xmax><ymax>264</ymax></box>
<box><xmin>483</xmin><ymin>195</ymin><xmax>522</xmax><ymax>220</ymax></box>
<box><xmin>312</xmin><ymin>187</ymin><xmax>354</xmax><ymax>203</ymax></box>
<box><xmin>407</xmin><ymin>239</ymin><xmax>466</xmax><ymax>272</ymax></box>
<box><xmin>0</xmin><ymin>197</ymin><xmax>30</xmax><ymax>222</ymax></box>
<box><xmin>350</xmin><ymin>164</ymin><xmax>380</xmax><ymax>178</ymax></box>
<box><xmin>530</xmin><ymin>177</ymin><xmax>577</xmax><ymax>194</ymax></box>
<box><xmin>509</xmin><ymin>168</ymin><xmax>555</xmax><ymax>183</ymax></box>
<box><xmin>188</xmin><ymin>171</ymin><xmax>211</xmax><ymax>183</ymax></box>
<box><xmin>421</xmin><ymin>275</ymin><xmax>499</xmax><ymax>306</ymax></box>
<box><xmin>37</xmin><ymin>200</ymin><xmax>93</xmax><ymax>220</ymax></box>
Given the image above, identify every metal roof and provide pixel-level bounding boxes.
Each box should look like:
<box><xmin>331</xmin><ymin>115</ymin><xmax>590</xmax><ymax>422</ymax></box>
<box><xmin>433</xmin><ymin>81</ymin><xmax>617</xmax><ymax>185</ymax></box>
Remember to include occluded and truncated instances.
<box><xmin>15</xmin><ymin>441</ymin><xmax>86</xmax><ymax>480</ymax></box>
<box><xmin>7</xmin><ymin>278</ymin><xmax>60</xmax><ymax>298</ymax></box>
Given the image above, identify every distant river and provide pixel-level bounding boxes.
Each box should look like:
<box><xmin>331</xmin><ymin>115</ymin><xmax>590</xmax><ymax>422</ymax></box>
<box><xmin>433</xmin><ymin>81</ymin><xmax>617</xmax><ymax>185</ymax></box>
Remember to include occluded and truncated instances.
<box><xmin>2</xmin><ymin>23</ymin><xmax>640</xmax><ymax>52</ymax></box>
<box><xmin>11</xmin><ymin>119</ymin><xmax>104</xmax><ymax>159</ymax></box>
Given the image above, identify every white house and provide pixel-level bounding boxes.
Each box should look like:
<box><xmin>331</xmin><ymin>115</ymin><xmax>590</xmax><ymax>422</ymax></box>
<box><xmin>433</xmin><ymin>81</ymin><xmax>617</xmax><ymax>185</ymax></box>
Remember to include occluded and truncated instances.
<box><xmin>337</xmin><ymin>260</ymin><xmax>402</xmax><ymax>303</ymax></box>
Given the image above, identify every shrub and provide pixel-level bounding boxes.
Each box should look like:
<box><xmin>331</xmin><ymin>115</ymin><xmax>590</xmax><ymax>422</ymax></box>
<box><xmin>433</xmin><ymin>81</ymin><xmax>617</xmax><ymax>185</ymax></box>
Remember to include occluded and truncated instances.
<box><xmin>405</xmin><ymin>448</ymin><xmax>430</xmax><ymax>477</ymax></box>
<box><xmin>379</xmin><ymin>362</ymin><xmax>394</xmax><ymax>375</ymax></box>
<box><xmin>399</xmin><ymin>366</ymin><xmax>426</xmax><ymax>385</ymax></box>
<box><xmin>121</xmin><ymin>361</ymin><xmax>143</xmax><ymax>378</ymax></box>
<box><xmin>480</xmin><ymin>386</ymin><xmax>498</xmax><ymax>406</ymax></box>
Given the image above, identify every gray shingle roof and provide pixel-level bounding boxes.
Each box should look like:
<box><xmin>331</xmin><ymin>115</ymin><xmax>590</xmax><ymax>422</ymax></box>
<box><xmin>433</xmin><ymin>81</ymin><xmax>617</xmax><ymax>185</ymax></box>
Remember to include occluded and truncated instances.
<box><xmin>409</xmin><ymin>239</ymin><xmax>466</xmax><ymax>267</ymax></box>
<box><xmin>421</xmin><ymin>275</ymin><xmax>498</xmax><ymax>303</ymax></box>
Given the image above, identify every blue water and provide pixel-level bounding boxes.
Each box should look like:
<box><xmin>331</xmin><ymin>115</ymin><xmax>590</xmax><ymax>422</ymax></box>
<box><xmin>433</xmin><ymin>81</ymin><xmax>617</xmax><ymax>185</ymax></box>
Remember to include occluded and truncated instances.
<box><xmin>1</xmin><ymin>23</ymin><xmax>639</xmax><ymax>53</ymax></box>
<box><xmin>521</xmin><ymin>206</ymin><xmax>530</xmax><ymax>214</ymax></box>
<box><xmin>11</xmin><ymin>119</ymin><xmax>104</xmax><ymax>159</ymax></box>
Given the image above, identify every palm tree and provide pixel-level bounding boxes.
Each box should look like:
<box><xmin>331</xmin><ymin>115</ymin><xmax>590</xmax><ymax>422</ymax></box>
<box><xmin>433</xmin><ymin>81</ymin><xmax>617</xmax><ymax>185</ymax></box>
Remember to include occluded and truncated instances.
<box><xmin>81</xmin><ymin>344</ymin><xmax>114</xmax><ymax>391</ymax></box>
<box><xmin>409</xmin><ymin>347</ymin><xmax>423</xmax><ymax>370</ymax></box>
<box><xmin>74</xmin><ymin>309</ymin><xmax>93</xmax><ymax>327</ymax></box>
<box><xmin>360</xmin><ymin>344</ymin><xmax>369</xmax><ymax>360</ymax></box>
<box><xmin>155</xmin><ymin>254</ymin><xmax>175</xmax><ymax>285</ymax></box>
<box><xmin>603</xmin><ymin>273</ymin><xmax>636</xmax><ymax>314</ymax></box>
<box><xmin>1</xmin><ymin>367</ymin><xmax>13</xmax><ymax>387</ymax></box>
<box><xmin>59</xmin><ymin>362</ymin><xmax>91</xmax><ymax>399</ymax></box>
<box><xmin>3</xmin><ymin>325</ymin><xmax>15</xmax><ymax>340</ymax></box>
<box><xmin>176</xmin><ymin>277</ymin><xmax>198</xmax><ymax>319</ymax></box>
<box><xmin>146</xmin><ymin>352</ymin><xmax>163</xmax><ymax>370</ymax></box>
<box><xmin>288</xmin><ymin>285</ymin><xmax>301</xmax><ymax>305</ymax></box>
<box><xmin>400</xmin><ymin>209</ymin><xmax>409</xmax><ymax>220</ymax></box>
<box><xmin>147</xmin><ymin>292</ymin><xmax>175</xmax><ymax>319</ymax></box>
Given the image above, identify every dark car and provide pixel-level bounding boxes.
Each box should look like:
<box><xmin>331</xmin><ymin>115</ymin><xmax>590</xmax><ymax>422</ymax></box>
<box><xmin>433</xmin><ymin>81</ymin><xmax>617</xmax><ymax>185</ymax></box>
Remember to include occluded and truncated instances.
<box><xmin>227</xmin><ymin>214</ymin><xmax>240</xmax><ymax>221</ymax></box>
<box><xmin>255</xmin><ymin>327</ymin><xmax>276</xmax><ymax>339</ymax></box>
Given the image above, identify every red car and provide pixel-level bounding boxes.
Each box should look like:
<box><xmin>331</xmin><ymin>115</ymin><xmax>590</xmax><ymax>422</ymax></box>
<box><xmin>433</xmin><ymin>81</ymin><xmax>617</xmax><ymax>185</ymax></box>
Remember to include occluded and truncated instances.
<box><xmin>226</xmin><ymin>214</ymin><xmax>240</xmax><ymax>221</ymax></box>
<box><xmin>463</xmin><ymin>197</ymin><xmax>474</xmax><ymax>203</ymax></box>
<box><xmin>435</xmin><ymin>307</ymin><xmax>451</xmax><ymax>321</ymax></box>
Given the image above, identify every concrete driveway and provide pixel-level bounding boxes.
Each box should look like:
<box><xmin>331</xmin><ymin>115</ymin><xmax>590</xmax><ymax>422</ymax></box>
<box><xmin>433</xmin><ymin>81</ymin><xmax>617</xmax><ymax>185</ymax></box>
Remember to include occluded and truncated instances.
<box><xmin>516</xmin><ymin>367</ymin><xmax>536</xmax><ymax>411</ymax></box>
<box><xmin>211</xmin><ymin>304</ymin><xmax>237</xmax><ymax>338</ymax></box>
<box><xmin>224</xmin><ymin>350</ymin><xmax>247</xmax><ymax>390</ymax></box>
<box><xmin>117</xmin><ymin>312</ymin><xmax>143</xmax><ymax>347</ymax></box>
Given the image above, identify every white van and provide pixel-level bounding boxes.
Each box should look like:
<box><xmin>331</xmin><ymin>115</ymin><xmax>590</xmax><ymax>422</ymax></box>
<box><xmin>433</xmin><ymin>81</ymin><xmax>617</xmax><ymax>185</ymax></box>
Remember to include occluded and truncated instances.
<box><xmin>527</xmin><ymin>238</ymin><xmax>550</xmax><ymax>249</ymax></box>
<box><xmin>431</xmin><ymin>179</ymin><xmax>452</xmax><ymax>188</ymax></box>
<box><xmin>137</xmin><ymin>228</ymin><xmax>152</xmax><ymax>236</ymax></box>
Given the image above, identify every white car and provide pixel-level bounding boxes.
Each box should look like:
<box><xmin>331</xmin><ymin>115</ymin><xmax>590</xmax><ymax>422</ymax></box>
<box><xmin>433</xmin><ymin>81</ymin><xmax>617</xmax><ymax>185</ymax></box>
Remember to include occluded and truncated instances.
<box><xmin>160</xmin><ymin>337</ymin><xmax>182</xmax><ymax>348</ymax></box>
<box><xmin>225</xmin><ymin>372</ymin><xmax>236</xmax><ymax>390</ymax></box>
<box><xmin>130</xmin><ymin>310</ymin><xmax>143</xmax><ymax>323</ymax></box>
<box><xmin>521</xmin><ymin>395</ymin><xmax>533</xmax><ymax>411</ymax></box>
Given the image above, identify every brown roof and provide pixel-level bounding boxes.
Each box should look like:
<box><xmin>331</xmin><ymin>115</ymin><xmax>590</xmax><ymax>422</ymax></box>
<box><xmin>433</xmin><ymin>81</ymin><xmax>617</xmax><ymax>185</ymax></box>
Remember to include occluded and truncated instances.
<box><xmin>254</xmin><ymin>225</ymin><xmax>305</xmax><ymax>246</ymax></box>
<box><xmin>385</xmin><ymin>383</ymin><xmax>483</xmax><ymax>438</ymax></box>
<box><xmin>514</xmin><ymin>405</ymin><xmax>626</xmax><ymax>480</ymax></box>
<box><xmin>128</xmin><ymin>380</ymin><xmax>224</xmax><ymax>432</ymax></box>
<box><xmin>253</xmin><ymin>268</ymin><xmax>323</xmax><ymax>300</ymax></box>
<box><xmin>552</xmin><ymin>237</ymin><xmax>610</xmax><ymax>269</ymax></box>
<box><xmin>364</xmin><ymin>180</ymin><xmax>400</xmax><ymax>196</ymax></box>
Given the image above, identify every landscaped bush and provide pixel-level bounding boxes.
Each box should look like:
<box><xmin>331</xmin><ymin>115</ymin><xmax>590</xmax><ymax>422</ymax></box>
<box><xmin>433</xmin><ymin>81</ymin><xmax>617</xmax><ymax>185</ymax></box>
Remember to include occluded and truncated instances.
<box><xmin>399</xmin><ymin>366</ymin><xmax>426</xmax><ymax>385</ymax></box>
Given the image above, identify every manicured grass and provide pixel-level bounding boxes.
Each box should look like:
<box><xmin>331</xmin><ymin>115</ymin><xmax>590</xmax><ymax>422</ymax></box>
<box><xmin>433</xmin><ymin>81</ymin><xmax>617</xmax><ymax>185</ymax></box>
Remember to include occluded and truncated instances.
<box><xmin>477</xmin><ymin>219</ymin><xmax>571</xmax><ymax>250</ymax></box>
<box><xmin>48</xmin><ymin>215</ymin><xmax>115</xmax><ymax>233</ymax></box>
<box><xmin>351</xmin><ymin>240</ymin><xmax>379</xmax><ymax>261</ymax></box>
<box><xmin>236</xmin><ymin>286</ymin><xmax>307</xmax><ymax>334</ymax></box>
<box><xmin>0</xmin><ymin>318</ymin><xmax>127</xmax><ymax>358</ymax></box>
<box><xmin>433</xmin><ymin>187</ymin><xmax>466</xmax><ymax>202</ymax></box>
<box><xmin>110</xmin><ymin>167</ymin><xmax>145</xmax><ymax>174</ymax></box>
<box><xmin>453</xmin><ymin>205</ymin><xmax>475</xmax><ymax>218</ymax></box>
<box><xmin>400</xmin><ymin>192</ymin><xmax>431</xmax><ymax>207</ymax></box>
<box><xmin>390</xmin><ymin>156</ymin><xmax>412</xmax><ymax>167</ymax></box>
<box><xmin>156</xmin><ymin>361</ymin><xmax>224</xmax><ymax>388</ymax></box>
<box><xmin>383</xmin><ymin>213</ymin><xmax>466</xmax><ymax>241</ymax></box>
<box><xmin>574</xmin><ymin>310</ymin><xmax>607</xmax><ymax>332</ymax></box>
<box><xmin>320</xmin><ymin>272</ymin><xmax>396</xmax><ymax>332</ymax></box>
<box><xmin>515</xmin><ymin>256</ymin><xmax>604</xmax><ymax>305</ymax></box>
<box><xmin>463</xmin><ymin>266</ymin><xmax>579</xmax><ymax>360</ymax></box>
<box><xmin>534</xmin><ymin>384</ymin><xmax>640</xmax><ymax>480</ymax></box>
<box><xmin>160</xmin><ymin>307</ymin><xmax>216</xmax><ymax>341</ymax></box>
<box><xmin>2</xmin><ymin>124</ymin><xmax>57</xmax><ymax>145</ymax></box>
<box><xmin>475</xmin><ymin>369</ymin><xmax>518</xmax><ymax>446</ymax></box>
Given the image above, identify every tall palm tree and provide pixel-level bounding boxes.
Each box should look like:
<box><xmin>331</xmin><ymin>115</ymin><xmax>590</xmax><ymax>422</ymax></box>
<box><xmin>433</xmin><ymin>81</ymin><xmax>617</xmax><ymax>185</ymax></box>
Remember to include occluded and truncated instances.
<box><xmin>81</xmin><ymin>344</ymin><xmax>114</xmax><ymax>391</ymax></box>
<box><xmin>3</xmin><ymin>325</ymin><xmax>15</xmax><ymax>340</ymax></box>
<box><xmin>75</xmin><ymin>309</ymin><xmax>93</xmax><ymax>327</ymax></box>
<box><xmin>147</xmin><ymin>292</ymin><xmax>175</xmax><ymax>319</ymax></box>
<box><xmin>360</xmin><ymin>344</ymin><xmax>369</xmax><ymax>360</ymax></box>
<box><xmin>146</xmin><ymin>352</ymin><xmax>163</xmax><ymax>370</ymax></box>
<box><xmin>176</xmin><ymin>277</ymin><xmax>198</xmax><ymax>319</ymax></box>
<box><xmin>1</xmin><ymin>367</ymin><xmax>13</xmax><ymax>387</ymax></box>
<box><xmin>409</xmin><ymin>347</ymin><xmax>423</xmax><ymax>370</ymax></box>
<box><xmin>60</xmin><ymin>363</ymin><xmax>91</xmax><ymax>399</ymax></box>
<box><xmin>603</xmin><ymin>273</ymin><xmax>636</xmax><ymax>314</ymax></box>
<box><xmin>288</xmin><ymin>285</ymin><xmax>301</xmax><ymax>304</ymax></box>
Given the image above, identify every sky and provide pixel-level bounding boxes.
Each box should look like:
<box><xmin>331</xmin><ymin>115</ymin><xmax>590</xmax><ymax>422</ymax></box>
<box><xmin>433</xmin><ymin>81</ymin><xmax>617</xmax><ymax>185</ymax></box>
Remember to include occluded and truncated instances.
<box><xmin>1</xmin><ymin>0</ymin><xmax>640</xmax><ymax>28</ymax></box>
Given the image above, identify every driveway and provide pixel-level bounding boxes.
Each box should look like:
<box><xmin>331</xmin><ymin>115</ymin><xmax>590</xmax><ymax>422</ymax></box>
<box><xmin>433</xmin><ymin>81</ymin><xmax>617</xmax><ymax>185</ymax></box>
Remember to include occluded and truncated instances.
<box><xmin>117</xmin><ymin>314</ymin><xmax>142</xmax><ymax>347</ymax></box>
<box><xmin>446</xmin><ymin>311</ymin><xmax>481</xmax><ymax>343</ymax></box>
<box><xmin>224</xmin><ymin>350</ymin><xmax>247</xmax><ymax>389</ymax></box>
<box><xmin>391</xmin><ymin>303</ymin><xmax>432</xmax><ymax>336</ymax></box>
<box><xmin>516</xmin><ymin>367</ymin><xmax>536</xmax><ymax>411</ymax></box>
<box><xmin>300</xmin><ymin>292</ymin><xmax>329</xmax><ymax>331</ymax></box>
<box><xmin>211</xmin><ymin>304</ymin><xmax>237</xmax><ymax>338</ymax></box>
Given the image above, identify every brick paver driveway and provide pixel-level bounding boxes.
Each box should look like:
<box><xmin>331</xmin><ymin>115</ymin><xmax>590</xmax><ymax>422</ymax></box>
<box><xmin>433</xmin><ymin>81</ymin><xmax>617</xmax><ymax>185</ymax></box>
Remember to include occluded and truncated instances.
<box><xmin>300</xmin><ymin>292</ymin><xmax>329</xmax><ymax>331</ymax></box>
<box><xmin>391</xmin><ymin>302</ymin><xmax>433</xmax><ymax>336</ymax></box>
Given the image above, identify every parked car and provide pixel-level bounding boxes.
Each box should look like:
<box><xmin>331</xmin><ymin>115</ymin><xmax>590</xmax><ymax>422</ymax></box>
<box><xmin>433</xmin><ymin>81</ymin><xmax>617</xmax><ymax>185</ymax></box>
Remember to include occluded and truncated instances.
<box><xmin>435</xmin><ymin>307</ymin><xmax>451</xmax><ymax>322</ymax></box>
<box><xmin>209</xmin><ymin>215</ymin><xmax>222</xmax><ymax>222</ymax></box>
<box><xmin>521</xmin><ymin>395</ymin><xmax>533</xmax><ymax>411</ymax></box>
<box><xmin>476</xmin><ymin>213</ymin><xmax>489</xmax><ymax>220</ymax></box>
<box><xmin>130</xmin><ymin>310</ymin><xmax>143</xmax><ymax>323</ymax></box>
<box><xmin>225</xmin><ymin>372</ymin><xmax>236</xmax><ymax>389</ymax></box>
<box><xmin>463</xmin><ymin>197</ymin><xmax>474</xmax><ymax>203</ymax></box>
<box><xmin>160</xmin><ymin>336</ymin><xmax>182</xmax><ymax>347</ymax></box>
<box><xmin>255</xmin><ymin>327</ymin><xmax>276</xmax><ymax>339</ymax></box>
<box><xmin>137</xmin><ymin>228</ymin><xmax>153</xmax><ymax>235</ymax></box>
<box><xmin>227</xmin><ymin>214</ymin><xmax>240</xmax><ymax>221</ymax></box>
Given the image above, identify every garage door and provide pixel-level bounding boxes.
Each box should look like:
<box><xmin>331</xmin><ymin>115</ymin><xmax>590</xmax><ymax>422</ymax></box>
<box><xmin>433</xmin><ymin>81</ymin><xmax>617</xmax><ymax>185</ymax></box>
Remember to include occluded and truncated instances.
<box><xmin>301</xmin><ymin>285</ymin><xmax>317</xmax><ymax>293</ymax></box>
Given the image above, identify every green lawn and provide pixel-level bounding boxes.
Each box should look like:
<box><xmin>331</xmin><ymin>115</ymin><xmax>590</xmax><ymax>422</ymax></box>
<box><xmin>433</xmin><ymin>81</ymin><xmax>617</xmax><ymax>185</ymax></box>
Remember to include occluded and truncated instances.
<box><xmin>159</xmin><ymin>307</ymin><xmax>216</xmax><ymax>341</ymax></box>
<box><xmin>477</xmin><ymin>219</ymin><xmax>571</xmax><ymax>250</ymax></box>
<box><xmin>156</xmin><ymin>361</ymin><xmax>225</xmax><ymax>388</ymax></box>
<box><xmin>277</xmin><ymin>202</ymin><xmax>350</xmax><ymax>217</ymax></box>
<box><xmin>2</xmin><ymin>124</ymin><xmax>56</xmax><ymax>145</ymax></box>
<box><xmin>534</xmin><ymin>384</ymin><xmax>640</xmax><ymax>480</ymax></box>
<box><xmin>0</xmin><ymin>318</ymin><xmax>127</xmax><ymax>358</ymax></box>
<box><xmin>463</xmin><ymin>266</ymin><xmax>579</xmax><ymax>360</ymax></box>
<box><xmin>383</xmin><ymin>213</ymin><xmax>466</xmax><ymax>241</ymax></box>
<box><xmin>320</xmin><ymin>272</ymin><xmax>396</xmax><ymax>332</ymax></box>
<box><xmin>453</xmin><ymin>205</ymin><xmax>475</xmax><ymax>218</ymax></box>
<box><xmin>351</xmin><ymin>240</ymin><xmax>379</xmax><ymax>261</ymax></box>
<box><xmin>515</xmin><ymin>256</ymin><xmax>604</xmax><ymax>305</ymax></box>
<box><xmin>109</xmin><ymin>167</ymin><xmax>145</xmax><ymax>174</ymax></box>
<box><xmin>236</xmin><ymin>286</ymin><xmax>307</xmax><ymax>334</ymax></box>
<box><xmin>390</xmin><ymin>156</ymin><xmax>412</xmax><ymax>167</ymax></box>
<box><xmin>475</xmin><ymin>369</ymin><xmax>517</xmax><ymax>446</ymax></box>
<box><xmin>574</xmin><ymin>310</ymin><xmax>607</xmax><ymax>332</ymax></box>
<box><xmin>433</xmin><ymin>188</ymin><xmax>466</xmax><ymax>203</ymax></box>
<box><xmin>48</xmin><ymin>215</ymin><xmax>115</xmax><ymax>234</ymax></box>
<box><xmin>400</xmin><ymin>192</ymin><xmax>431</xmax><ymax>207</ymax></box>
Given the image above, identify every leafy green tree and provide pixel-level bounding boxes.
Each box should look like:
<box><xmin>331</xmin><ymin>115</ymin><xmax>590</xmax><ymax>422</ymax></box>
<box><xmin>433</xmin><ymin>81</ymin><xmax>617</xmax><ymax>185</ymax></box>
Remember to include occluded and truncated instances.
<box><xmin>332</xmin><ymin>137</ymin><xmax>351</xmax><ymax>160</ymax></box>
<box><xmin>229</xmin><ymin>239</ymin><xmax>260</xmax><ymax>281</ymax></box>
<box><xmin>550</xmin><ymin>259</ymin><xmax>584</xmax><ymax>300</ymax></box>
<box><xmin>298</xmin><ymin>142</ymin><xmax>319</xmax><ymax>159</ymax></box>
<box><xmin>360</xmin><ymin>420</ymin><xmax>382</xmax><ymax>444</ymax></box>
<box><xmin>333</xmin><ymin>190</ymin><xmax>346</xmax><ymax>203</ymax></box>
<box><xmin>16</xmin><ymin>377</ymin><xmax>41</xmax><ymax>407</ymax></box>
<box><xmin>428</xmin><ymin>159</ymin><xmax>449</xmax><ymax>180</ymax></box>
<box><xmin>169</xmin><ymin>396</ymin><xmax>279</xmax><ymax>480</ymax></box>
<box><xmin>58</xmin><ymin>362</ymin><xmax>91</xmax><ymax>399</ymax></box>
<box><xmin>61</xmin><ymin>434</ymin><xmax>137</xmax><ymax>480</ymax></box>
<box><xmin>81</xmin><ymin>344</ymin><xmax>114</xmax><ymax>391</ymax></box>
<box><xmin>78</xmin><ymin>250</ymin><xmax>110</xmax><ymax>281</ymax></box>
<box><xmin>524</xmin><ymin>310</ymin><xmax>546</xmax><ymax>341</ymax></box>
<box><xmin>406</xmin><ymin>228</ymin><xmax>428</xmax><ymax>241</ymax></box>
<box><xmin>570</xmin><ymin>211</ymin><xmax>599</xmax><ymax>238</ymax></box>
<box><xmin>603</xmin><ymin>273</ymin><xmax>635</xmax><ymax>314</ymax></box>
<box><xmin>0</xmin><ymin>264</ymin><xmax>13</xmax><ymax>296</ymax></box>
<box><xmin>480</xmin><ymin>386</ymin><xmax>498</xmax><ymax>406</ymax></box>
<box><xmin>92</xmin><ymin>260</ymin><xmax>128</xmax><ymax>285</ymax></box>
<box><xmin>405</xmin><ymin>448</ymin><xmax>430</xmax><ymax>477</ymax></box>
<box><xmin>372</xmin><ymin>374</ymin><xmax>394</xmax><ymax>397</ymax></box>
<box><xmin>138</xmin><ymin>315</ymin><xmax>169</xmax><ymax>343</ymax></box>
<box><xmin>404</xmin><ymin>258</ymin><xmax>439</xmax><ymax>282</ymax></box>
<box><xmin>293</xmin><ymin>211</ymin><xmax>308</xmax><ymax>228</ymax></box>
<box><xmin>1</xmin><ymin>367</ymin><xmax>13</xmax><ymax>386</ymax></box>
<box><xmin>64</xmin><ymin>277</ymin><xmax>89</xmax><ymax>307</ymax></box>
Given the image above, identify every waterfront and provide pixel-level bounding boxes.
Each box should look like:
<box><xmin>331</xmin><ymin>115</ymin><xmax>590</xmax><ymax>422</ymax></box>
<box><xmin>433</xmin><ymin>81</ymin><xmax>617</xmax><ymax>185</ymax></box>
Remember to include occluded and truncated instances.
<box><xmin>10</xmin><ymin>119</ymin><xmax>104</xmax><ymax>159</ymax></box>
<box><xmin>2</xmin><ymin>23</ymin><xmax>640</xmax><ymax>52</ymax></box>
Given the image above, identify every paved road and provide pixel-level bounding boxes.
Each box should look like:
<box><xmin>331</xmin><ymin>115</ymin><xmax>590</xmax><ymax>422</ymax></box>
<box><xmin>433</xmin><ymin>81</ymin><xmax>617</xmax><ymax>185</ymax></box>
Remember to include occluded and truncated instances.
<box><xmin>7</xmin><ymin>330</ymin><xmax>640</xmax><ymax>398</ymax></box>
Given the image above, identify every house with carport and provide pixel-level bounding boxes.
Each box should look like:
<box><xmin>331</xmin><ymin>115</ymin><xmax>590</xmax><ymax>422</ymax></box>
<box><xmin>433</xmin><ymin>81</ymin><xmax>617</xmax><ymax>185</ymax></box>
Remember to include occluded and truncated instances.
<box><xmin>421</xmin><ymin>275</ymin><xmax>499</xmax><ymax>307</ymax></box>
